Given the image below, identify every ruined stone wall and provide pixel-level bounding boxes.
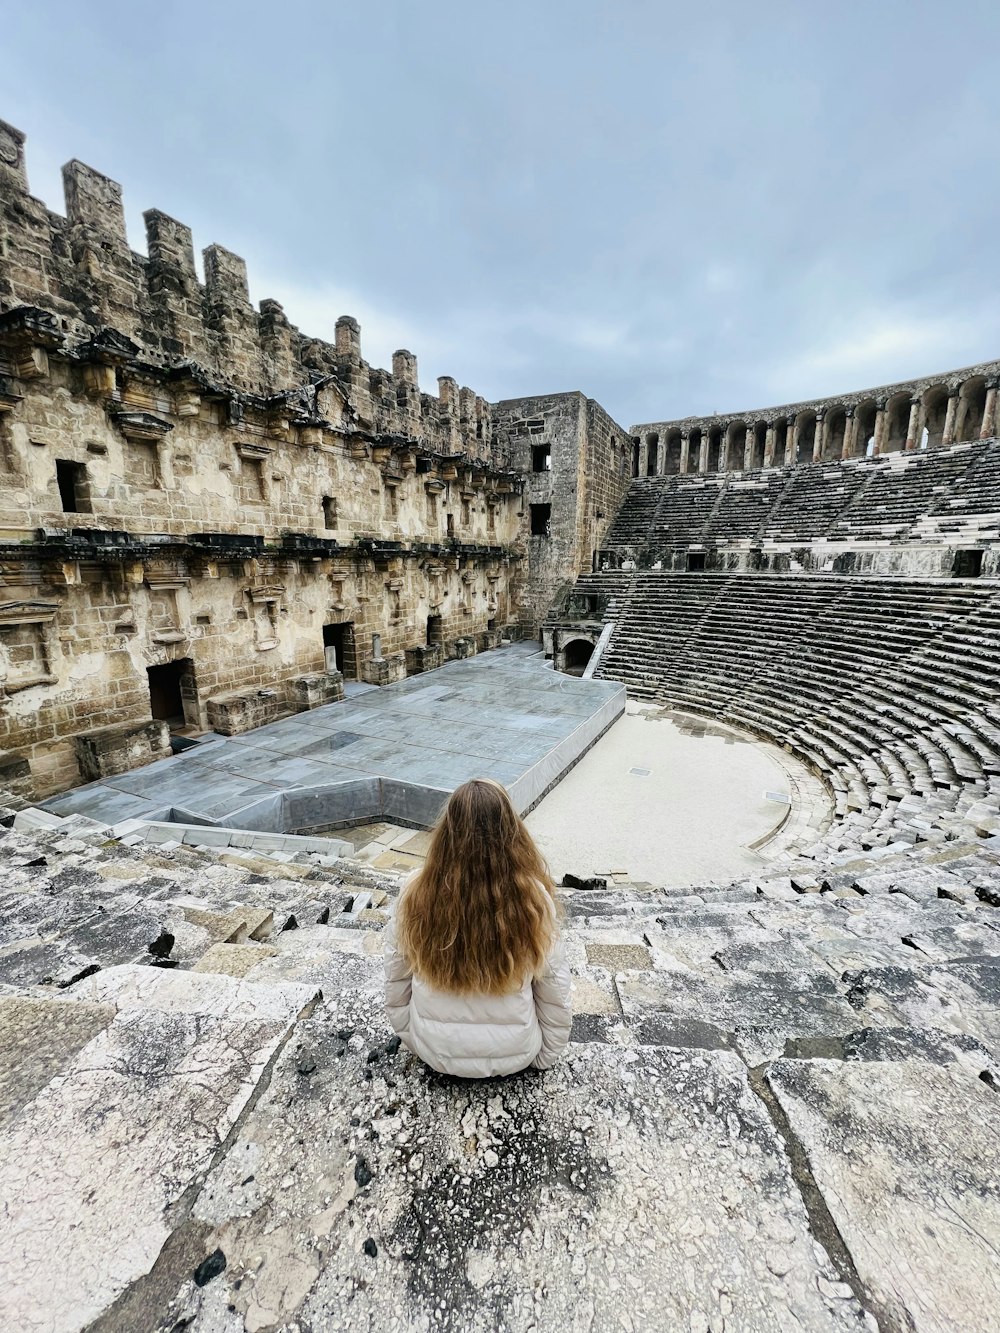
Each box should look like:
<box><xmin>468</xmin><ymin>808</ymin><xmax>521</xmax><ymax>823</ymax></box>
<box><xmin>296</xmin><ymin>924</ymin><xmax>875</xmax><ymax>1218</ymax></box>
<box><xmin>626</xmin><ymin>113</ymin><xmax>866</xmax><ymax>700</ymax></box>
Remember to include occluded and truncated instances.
<box><xmin>490</xmin><ymin>393</ymin><xmax>630</xmax><ymax>631</ymax></box>
<box><xmin>0</xmin><ymin>118</ymin><xmax>524</xmax><ymax>798</ymax></box>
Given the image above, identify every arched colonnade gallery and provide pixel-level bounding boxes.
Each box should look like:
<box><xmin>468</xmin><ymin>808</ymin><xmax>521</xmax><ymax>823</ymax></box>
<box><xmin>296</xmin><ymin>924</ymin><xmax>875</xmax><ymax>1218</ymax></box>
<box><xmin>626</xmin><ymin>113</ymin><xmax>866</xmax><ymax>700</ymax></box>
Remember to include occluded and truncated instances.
<box><xmin>630</xmin><ymin>364</ymin><xmax>1000</xmax><ymax>477</ymax></box>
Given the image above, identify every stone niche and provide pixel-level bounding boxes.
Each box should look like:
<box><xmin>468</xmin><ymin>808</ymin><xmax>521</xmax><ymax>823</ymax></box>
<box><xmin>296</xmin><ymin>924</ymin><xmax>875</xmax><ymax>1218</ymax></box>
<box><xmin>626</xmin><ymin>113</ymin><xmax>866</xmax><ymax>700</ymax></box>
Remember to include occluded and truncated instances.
<box><xmin>74</xmin><ymin>719</ymin><xmax>172</xmax><ymax>782</ymax></box>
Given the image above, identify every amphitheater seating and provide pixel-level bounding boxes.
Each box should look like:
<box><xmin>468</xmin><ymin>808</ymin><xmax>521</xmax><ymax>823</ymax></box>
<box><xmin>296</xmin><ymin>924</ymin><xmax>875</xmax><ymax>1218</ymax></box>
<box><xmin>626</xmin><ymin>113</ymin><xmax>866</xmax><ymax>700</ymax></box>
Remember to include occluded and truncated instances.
<box><xmin>607</xmin><ymin>438</ymin><xmax>1000</xmax><ymax>555</ymax></box>
<box><xmin>588</xmin><ymin>571</ymin><xmax>1000</xmax><ymax>859</ymax></box>
<box><xmin>2</xmin><ymin>787</ymin><xmax>998</xmax><ymax>1331</ymax></box>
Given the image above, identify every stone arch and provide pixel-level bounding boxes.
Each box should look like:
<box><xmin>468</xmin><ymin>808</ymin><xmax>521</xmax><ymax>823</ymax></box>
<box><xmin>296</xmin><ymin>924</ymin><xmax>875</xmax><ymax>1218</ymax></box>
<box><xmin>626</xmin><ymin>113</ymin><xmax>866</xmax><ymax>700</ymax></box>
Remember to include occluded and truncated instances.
<box><xmin>956</xmin><ymin>376</ymin><xmax>987</xmax><ymax>443</ymax></box>
<box><xmin>664</xmin><ymin>429</ymin><xmax>683</xmax><ymax>474</ymax></box>
<box><xmin>722</xmin><ymin>422</ymin><xmax>743</xmax><ymax>471</ymax></box>
<box><xmin>883</xmin><ymin>392</ymin><xmax>912</xmax><ymax>454</ymax></box>
<box><xmin>690</xmin><ymin>427</ymin><xmax>703</xmax><ymax>472</ymax></box>
<box><xmin>560</xmin><ymin>637</ymin><xmax>594</xmax><ymax>676</ymax></box>
<box><xmin>772</xmin><ymin>419</ymin><xmax>789</xmax><ymax>466</ymax></box>
<box><xmin>856</xmin><ymin>400</ymin><xmax>878</xmax><ymax>457</ymax></box>
<box><xmin>750</xmin><ymin>421</ymin><xmax>767</xmax><ymax>469</ymax></box>
<box><xmin>707</xmin><ymin>426</ymin><xmax>724</xmax><ymax>472</ymax></box>
<box><xmin>824</xmin><ymin>407</ymin><xmax>848</xmax><ymax>461</ymax></box>
<box><xmin>796</xmin><ymin>412</ymin><xmax>816</xmax><ymax>465</ymax></box>
<box><xmin>922</xmin><ymin>385</ymin><xmax>949</xmax><ymax>449</ymax></box>
<box><xmin>645</xmin><ymin>432</ymin><xmax>659</xmax><ymax>476</ymax></box>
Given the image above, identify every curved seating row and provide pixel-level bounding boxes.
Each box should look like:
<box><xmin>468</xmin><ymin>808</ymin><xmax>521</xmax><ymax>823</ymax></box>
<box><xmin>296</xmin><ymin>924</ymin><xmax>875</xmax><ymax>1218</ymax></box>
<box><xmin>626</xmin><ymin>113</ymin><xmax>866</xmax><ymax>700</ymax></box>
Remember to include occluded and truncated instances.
<box><xmin>585</xmin><ymin>571</ymin><xmax>1000</xmax><ymax>859</ymax></box>
<box><xmin>604</xmin><ymin>438</ymin><xmax>1000</xmax><ymax>554</ymax></box>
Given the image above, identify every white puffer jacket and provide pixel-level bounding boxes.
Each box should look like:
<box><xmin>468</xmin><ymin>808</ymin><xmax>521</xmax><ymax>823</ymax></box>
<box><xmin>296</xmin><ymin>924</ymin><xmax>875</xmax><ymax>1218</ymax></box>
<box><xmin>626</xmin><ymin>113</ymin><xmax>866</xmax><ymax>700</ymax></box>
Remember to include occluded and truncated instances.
<box><xmin>383</xmin><ymin>908</ymin><xmax>573</xmax><ymax>1079</ymax></box>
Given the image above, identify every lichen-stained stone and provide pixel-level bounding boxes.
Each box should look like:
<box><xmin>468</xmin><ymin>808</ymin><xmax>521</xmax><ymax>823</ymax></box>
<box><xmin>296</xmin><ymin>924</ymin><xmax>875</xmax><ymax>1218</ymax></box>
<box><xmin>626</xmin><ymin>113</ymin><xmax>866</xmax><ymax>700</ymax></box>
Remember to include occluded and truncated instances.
<box><xmin>0</xmin><ymin>996</ymin><xmax>310</xmax><ymax>1333</ymax></box>
<box><xmin>767</xmin><ymin>1059</ymin><xmax>1000</xmax><ymax>1333</ymax></box>
<box><xmin>192</xmin><ymin>942</ymin><xmax>279</xmax><ymax>978</ymax></box>
<box><xmin>0</xmin><ymin>995</ymin><xmax>114</xmax><ymax>1129</ymax></box>
<box><xmin>570</xmin><ymin>974</ymin><xmax>619</xmax><ymax>1015</ymax></box>
<box><xmin>583</xmin><ymin>942</ymin><xmax>652</xmax><ymax>971</ymax></box>
<box><xmin>158</xmin><ymin>997</ymin><xmax>866</xmax><ymax>1333</ymax></box>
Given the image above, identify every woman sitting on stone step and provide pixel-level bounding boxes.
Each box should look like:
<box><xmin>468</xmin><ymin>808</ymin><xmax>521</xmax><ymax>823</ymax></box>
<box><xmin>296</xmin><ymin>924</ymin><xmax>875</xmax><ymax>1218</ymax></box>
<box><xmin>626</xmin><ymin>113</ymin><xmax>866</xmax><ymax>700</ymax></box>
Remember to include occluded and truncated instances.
<box><xmin>384</xmin><ymin>778</ymin><xmax>572</xmax><ymax>1078</ymax></box>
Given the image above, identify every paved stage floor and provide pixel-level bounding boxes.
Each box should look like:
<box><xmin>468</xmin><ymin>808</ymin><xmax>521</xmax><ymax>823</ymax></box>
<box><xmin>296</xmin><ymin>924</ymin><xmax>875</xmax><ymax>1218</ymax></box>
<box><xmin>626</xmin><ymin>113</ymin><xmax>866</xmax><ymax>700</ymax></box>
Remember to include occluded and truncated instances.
<box><xmin>43</xmin><ymin>643</ymin><xmax>625</xmax><ymax>831</ymax></box>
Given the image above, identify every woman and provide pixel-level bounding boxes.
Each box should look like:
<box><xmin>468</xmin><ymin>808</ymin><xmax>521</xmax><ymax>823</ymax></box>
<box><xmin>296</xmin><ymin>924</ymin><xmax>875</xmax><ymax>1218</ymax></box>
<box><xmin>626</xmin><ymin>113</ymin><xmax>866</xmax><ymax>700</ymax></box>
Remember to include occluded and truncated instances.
<box><xmin>384</xmin><ymin>778</ymin><xmax>572</xmax><ymax>1078</ymax></box>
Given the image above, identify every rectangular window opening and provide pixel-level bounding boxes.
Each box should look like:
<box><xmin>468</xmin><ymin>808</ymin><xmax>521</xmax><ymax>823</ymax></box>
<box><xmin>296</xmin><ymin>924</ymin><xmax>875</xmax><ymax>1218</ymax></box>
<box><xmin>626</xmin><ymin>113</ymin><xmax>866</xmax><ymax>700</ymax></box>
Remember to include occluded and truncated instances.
<box><xmin>687</xmin><ymin>551</ymin><xmax>706</xmax><ymax>572</ymax></box>
<box><xmin>56</xmin><ymin>459</ymin><xmax>90</xmax><ymax>514</ymax></box>
<box><xmin>531</xmin><ymin>443</ymin><xmax>551</xmax><ymax>472</ymax></box>
<box><xmin>323</xmin><ymin>496</ymin><xmax>338</xmax><ymax>530</ymax></box>
<box><xmin>530</xmin><ymin>503</ymin><xmax>551</xmax><ymax>537</ymax></box>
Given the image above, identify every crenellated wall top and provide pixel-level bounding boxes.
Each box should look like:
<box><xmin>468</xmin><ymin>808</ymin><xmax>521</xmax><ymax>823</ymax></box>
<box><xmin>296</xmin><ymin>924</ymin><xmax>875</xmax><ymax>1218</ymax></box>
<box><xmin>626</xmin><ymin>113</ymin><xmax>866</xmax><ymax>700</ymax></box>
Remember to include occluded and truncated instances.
<box><xmin>0</xmin><ymin>118</ymin><xmax>495</xmax><ymax>461</ymax></box>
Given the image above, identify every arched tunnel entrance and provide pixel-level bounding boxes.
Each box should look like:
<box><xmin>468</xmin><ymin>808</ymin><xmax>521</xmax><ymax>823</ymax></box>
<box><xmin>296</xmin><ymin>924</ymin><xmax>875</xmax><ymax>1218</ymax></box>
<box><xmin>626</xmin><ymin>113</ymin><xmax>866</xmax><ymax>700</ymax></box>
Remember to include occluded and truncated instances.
<box><xmin>561</xmin><ymin>639</ymin><xmax>595</xmax><ymax>677</ymax></box>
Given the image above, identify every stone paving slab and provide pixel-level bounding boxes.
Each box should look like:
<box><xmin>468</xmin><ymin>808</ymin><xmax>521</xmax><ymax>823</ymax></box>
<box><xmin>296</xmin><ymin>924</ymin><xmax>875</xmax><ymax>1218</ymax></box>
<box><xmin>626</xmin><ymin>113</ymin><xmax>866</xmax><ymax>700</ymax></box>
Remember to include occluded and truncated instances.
<box><xmin>767</xmin><ymin>1059</ymin><xmax>1000</xmax><ymax>1332</ymax></box>
<box><xmin>0</xmin><ymin>994</ymin><xmax>311</xmax><ymax>1333</ymax></box>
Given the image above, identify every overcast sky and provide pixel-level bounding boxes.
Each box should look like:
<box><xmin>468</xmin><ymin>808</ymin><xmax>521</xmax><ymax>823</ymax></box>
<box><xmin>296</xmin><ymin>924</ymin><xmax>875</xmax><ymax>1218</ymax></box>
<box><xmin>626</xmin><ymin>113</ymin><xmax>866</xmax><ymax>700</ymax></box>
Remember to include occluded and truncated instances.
<box><xmin>6</xmin><ymin>1</ymin><xmax>1000</xmax><ymax>427</ymax></box>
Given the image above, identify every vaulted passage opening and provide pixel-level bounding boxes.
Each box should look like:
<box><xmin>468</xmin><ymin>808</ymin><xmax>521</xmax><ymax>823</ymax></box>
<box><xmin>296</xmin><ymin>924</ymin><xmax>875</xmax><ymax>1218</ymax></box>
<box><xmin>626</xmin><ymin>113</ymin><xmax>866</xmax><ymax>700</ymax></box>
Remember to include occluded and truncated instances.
<box><xmin>562</xmin><ymin>639</ymin><xmax>594</xmax><ymax>676</ymax></box>
<box><xmin>147</xmin><ymin>659</ymin><xmax>196</xmax><ymax>728</ymax></box>
<box><xmin>323</xmin><ymin>622</ymin><xmax>357</xmax><ymax>678</ymax></box>
<box><xmin>426</xmin><ymin>614</ymin><xmax>443</xmax><ymax>646</ymax></box>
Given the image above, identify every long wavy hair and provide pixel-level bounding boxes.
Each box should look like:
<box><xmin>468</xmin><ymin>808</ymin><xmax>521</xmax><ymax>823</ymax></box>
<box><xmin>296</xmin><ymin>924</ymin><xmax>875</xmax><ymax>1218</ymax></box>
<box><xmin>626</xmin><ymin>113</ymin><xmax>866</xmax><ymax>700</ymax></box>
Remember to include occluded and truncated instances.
<box><xmin>396</xmin><ymin>778</ymin><xmax>557</xmax><ymax>996</ymax></box>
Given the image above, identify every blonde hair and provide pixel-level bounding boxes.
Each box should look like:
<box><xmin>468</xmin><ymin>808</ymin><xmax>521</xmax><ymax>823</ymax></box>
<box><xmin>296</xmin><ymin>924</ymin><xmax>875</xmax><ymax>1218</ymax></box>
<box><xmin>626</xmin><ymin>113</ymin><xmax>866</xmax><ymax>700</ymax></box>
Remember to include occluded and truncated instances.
<box><xmin>396</xmin><ymin>778</ymin><xmax>557</xmax><ymax>996</ymax></box>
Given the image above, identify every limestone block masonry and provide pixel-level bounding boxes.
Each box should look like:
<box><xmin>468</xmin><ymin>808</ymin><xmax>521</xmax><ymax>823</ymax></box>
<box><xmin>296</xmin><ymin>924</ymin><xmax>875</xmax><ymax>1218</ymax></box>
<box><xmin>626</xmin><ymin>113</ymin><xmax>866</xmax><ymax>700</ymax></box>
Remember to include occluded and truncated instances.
<box><xmin>0</xmin><ymin>118</ymin><xmax>548</xmax><ymax>799</ymax></box>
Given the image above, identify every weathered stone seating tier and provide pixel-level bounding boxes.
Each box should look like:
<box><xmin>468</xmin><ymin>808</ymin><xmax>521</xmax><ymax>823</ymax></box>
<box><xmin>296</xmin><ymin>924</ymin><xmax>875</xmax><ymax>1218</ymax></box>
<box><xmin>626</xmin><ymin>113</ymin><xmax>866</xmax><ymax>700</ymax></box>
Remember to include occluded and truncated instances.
<box><xmin>1</xmin><ymin>793</ymin><xmax>998</xmax><ymax>1331</ymax></box>
<box><xmin>603</xmin><ymin>438</ymin><xmax>1000</xmax><ymax>557</ymax></box>
<box><xmin>592</xmin><ymin>572</ymin><xmax>1000</xmax><ymax>855</ymax></box>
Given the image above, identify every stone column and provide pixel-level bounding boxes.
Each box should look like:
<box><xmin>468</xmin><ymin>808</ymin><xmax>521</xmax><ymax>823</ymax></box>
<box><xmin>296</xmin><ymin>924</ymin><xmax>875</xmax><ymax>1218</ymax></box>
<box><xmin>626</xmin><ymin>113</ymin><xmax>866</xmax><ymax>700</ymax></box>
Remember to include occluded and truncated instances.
<box><xmin>904</xmin><ymin>398</ymin><xmax>921</xmax><ymax>451</ymax></box>
<box><xmin>763</xmin><ymin>424</ymin><xmax>776</xmax><ymax>468</ymax></box>
<box><xmin>812</xmin><ymin>412</ymin><xmax>826</xmax><ymax>463</ymax></box>
<box><xmin>872</xmin><ymin>401</ymin><xmax>887</xmax><ymax>456</ymax></box>
<box><xmin>980</xmin><ymin>380</ymin><xmax>998</xmax><ymax>439</ymax></box>
<box><xmin>743</xmin><ymin>426</ymin><xmax>754</xmax><ymax>471</ymax></box>
<box><xmin>696</xmin><ymin>434</ymin><xmax>708</xmax><ymax>473</ymax></box>
<box><xmin>786</xmin><ymin>415</ymin><xmax>799</xmax><ymax>466</ymax></box>
<box><xmin>679</xmin><ymin>431</ymin><xmax>690</xmax><ymax>474</ymax></box>
<box><xmin>842</xmin><ymin>408</ymin><xmax>856</xmax><ymax>459</ymax></box>
<box><xmin>941</xmin><ymin>392</ymin><xmax>958</xmax><ymax>446</ymax></box>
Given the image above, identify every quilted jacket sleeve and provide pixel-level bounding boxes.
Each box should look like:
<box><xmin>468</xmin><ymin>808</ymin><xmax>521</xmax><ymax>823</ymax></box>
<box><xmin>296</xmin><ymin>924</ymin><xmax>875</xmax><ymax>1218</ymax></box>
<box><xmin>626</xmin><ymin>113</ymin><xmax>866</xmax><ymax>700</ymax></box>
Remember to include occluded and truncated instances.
<box><xmin>383</xmin><ymin>914</ymin><xmax>413</xmax><ymax>1040</ymax></box>
<box><xmin>531</xmin><ymin>931</ymin><xmax>573</xmax><ymax>1069</ymax></box>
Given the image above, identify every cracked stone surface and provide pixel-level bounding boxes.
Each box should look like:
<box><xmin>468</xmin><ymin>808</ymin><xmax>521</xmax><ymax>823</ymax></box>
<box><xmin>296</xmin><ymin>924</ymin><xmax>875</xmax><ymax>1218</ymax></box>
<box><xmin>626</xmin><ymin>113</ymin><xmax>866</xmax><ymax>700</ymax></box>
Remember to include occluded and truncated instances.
<box><xmin>768</xmin><ymin>1059</ymin><xmax>1000</xmax><ymax>1332</ymax></box>
<box><xmin>1</xmin><ymin>796</ymin><xmax>999</xmax><ymax>1330</ymax></box>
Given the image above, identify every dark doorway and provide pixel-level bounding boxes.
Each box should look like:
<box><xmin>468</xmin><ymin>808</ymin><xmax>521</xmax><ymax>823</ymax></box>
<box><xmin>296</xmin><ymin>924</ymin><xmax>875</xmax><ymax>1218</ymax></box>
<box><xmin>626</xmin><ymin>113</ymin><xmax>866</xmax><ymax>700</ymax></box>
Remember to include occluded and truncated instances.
<box><xmin>563</xmin><ymin>640</ymin><xmax>593</xmax><ymax>677</ymax></box>
<box><xmin>953</xmin><ymin>549</ymin><xmax>984</xmax><ymax>578</ymax></box>
<box><xmin>530</xmin><ymin>503</ymin><xmax>551</xmax><ymax>536</ymax></box>
<box><xmin>687</xmin><ymin>552</ymin><xmax>706</xmax><ymax>571</ymax></box>
<box><xmin>147</xmin><ymin>660</ymin><xmax>191</xmax><ymax>726</ymax></box>
<box><xmin>323</xmin><ymin>622</ymin><xmax>357</xmax><ymax>678</ymax></box>
<box><xmin>56</xmin><ymin>459</ymin><xmax>90</xmax><ymax>513</ymax></box>
<box><xmin>426</xmin><ymin>614</ymin><xmax>443</xmax><ymax>646</ymax></box>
